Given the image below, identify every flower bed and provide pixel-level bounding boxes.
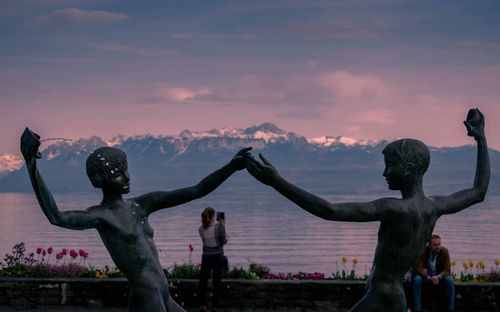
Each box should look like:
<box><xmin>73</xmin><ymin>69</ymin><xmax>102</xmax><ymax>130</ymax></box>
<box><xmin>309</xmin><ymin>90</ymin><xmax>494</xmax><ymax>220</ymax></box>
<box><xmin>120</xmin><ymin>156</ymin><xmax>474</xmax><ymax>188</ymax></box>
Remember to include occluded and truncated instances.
<box><xmin>0</xmin><ymin>242</ymin><xmax>122</xmax><ymax>279</ymax></box>
<box><xmin>2</xmin><ymin>242</ymin><xmax>499</xmax><ymax>283</ymax></box>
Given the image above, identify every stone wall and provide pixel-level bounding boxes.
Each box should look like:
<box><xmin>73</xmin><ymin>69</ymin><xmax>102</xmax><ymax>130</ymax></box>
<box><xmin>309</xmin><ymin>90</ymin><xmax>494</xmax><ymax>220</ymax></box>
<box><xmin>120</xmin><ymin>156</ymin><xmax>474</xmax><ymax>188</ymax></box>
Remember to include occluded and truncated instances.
<box><xmin>0</xmin><ymin>278</ymin><xmax>499</xmax><ymax>311</ymax></box>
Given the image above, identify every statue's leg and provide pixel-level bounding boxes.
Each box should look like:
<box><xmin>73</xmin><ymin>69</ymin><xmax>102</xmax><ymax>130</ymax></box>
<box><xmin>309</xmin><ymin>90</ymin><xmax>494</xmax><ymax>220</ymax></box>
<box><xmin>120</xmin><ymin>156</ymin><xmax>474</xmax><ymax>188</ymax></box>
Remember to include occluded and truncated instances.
<box><xmin>160</xmin><ymin>282</ymin><xmax>186</xmax><ymax>312</ymax></box>
<box><xmin>350</xmin><ymin>286</ymin><xmax>406</xmax><ymax>312</ymax></box>
<box><xmin>129</xmin><ymin>287</ymin><xmax>167</xmax><ymax>312</ymax></box>
<box><xmin>167</xmin><ymin>298</ymin><xmax>186</xmax><ymax>312</ymax></box>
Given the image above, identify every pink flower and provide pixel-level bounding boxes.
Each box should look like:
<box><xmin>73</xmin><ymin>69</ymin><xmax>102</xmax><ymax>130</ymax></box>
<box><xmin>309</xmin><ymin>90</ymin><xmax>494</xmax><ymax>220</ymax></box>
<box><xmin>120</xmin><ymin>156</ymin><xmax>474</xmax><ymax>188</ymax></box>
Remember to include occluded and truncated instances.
<box><xmin>79</xmin><ymin>249</ymin><xmax>86</xmax><ymax>257</ymax></box>
<box><xmin>36</xmin><ymin>247</ymin><xmax>43</xmax><ymax>255</ymax></box>
<box><xmin>188</xmin><ymin>244</ymin><xmax>194</xmax><ymax>252</ymax></box>
<box><xmin>69</xmin><ymin>250</ymin><xmax>78</xmax><ymax>259</ymax></box>
<box><xmin>83</xmin><ymin>252</ymin><xmax>89</xmax><ymax>259</ymax></box>
<box><xmin>56</xmin><ymin>253</ymin><xmax>64</xmax><ymax>260</ymax></box>
<box><xmin>62</xmin><ymin>248</ymin><xmax>68</xmax><ymax>255</ymax></box>
<box><xmin>47</xmin><ymin>247</ymin><xmax>53</xmax><ymax>254</ymax></box>
<box><xmin>42</xmin><ymin>249</ymin><xmax>46</xmax><ymax>256</ymax></box>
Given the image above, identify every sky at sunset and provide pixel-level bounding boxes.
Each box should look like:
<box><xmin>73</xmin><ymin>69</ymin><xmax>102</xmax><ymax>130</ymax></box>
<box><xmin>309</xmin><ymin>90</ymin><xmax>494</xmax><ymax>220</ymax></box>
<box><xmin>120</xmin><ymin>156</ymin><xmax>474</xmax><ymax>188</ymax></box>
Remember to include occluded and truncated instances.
<box><xmin>1</xmin><ymin>0</ymin><xmax>500</xmax><ymax>155</ymax></box>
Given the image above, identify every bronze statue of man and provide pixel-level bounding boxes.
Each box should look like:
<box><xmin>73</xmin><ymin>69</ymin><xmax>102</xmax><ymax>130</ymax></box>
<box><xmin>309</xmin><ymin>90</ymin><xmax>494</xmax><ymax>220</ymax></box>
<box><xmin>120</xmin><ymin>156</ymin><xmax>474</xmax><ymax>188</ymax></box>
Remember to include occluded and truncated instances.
<box><xmin>20</xmin><ymin>128</ymin><xmax>251</xmax><ymax>312</ymax></box>
<box><xmin>246</xmin><ymin>109</ymin><xmax>489</xmax><ymax>311</ymax></box>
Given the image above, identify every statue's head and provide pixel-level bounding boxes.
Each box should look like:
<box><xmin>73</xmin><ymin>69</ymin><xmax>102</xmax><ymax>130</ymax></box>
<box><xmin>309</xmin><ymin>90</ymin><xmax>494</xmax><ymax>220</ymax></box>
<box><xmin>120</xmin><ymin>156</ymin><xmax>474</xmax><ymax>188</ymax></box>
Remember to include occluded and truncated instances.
<box><xmin>382</xmin><ymin>139</ymin><xmax>430</xmax><ymax>190</ymax></box>
<box><xmin>86</xmin><ymin>147</ymin><xmax>128</xmax><ymax>190</ymax></box>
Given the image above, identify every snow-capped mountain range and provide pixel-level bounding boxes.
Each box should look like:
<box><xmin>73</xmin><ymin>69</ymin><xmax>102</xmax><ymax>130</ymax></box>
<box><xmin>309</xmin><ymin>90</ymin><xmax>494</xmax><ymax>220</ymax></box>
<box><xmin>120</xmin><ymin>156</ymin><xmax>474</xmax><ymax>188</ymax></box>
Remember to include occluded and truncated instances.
<box><xmin>0</xmin><ymin>123</ymin><xmax>380</xmax><ymax>173</ymax></box>
<box><xmin>0</xmin><ymin>123</ymin><xmax>497</xmax><ymax>194</ymax></box>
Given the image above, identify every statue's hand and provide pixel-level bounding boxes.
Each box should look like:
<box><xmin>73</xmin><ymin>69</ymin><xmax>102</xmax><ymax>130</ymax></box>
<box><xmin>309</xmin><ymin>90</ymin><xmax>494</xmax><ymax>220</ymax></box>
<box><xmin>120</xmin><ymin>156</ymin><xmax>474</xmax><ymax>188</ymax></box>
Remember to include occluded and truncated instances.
<box><xmin>230</xmin><ymin>147</ymin><xmax>252</xmax><ymax>171</ymax></box>
<box><xmin>20</xmin><ymin>127</ymin><xmax>42</xmax><ymax>163</ymax></box>
<box><xmin>246</xmin><ymin>153</ymin><xmax>279</xmax><ymax>186</ymax></box>
<box><xmin>464</xmin><ymin>108</ymin><xmax>485</xmax><ymax>140</ymax></box>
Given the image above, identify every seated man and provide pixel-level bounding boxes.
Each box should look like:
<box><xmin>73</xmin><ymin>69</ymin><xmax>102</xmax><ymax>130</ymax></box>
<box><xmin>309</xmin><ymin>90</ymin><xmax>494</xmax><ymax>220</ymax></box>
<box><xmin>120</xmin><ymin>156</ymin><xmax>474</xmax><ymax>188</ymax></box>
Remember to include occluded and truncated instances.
<box><xmin>413</xmin><ymin>234</ymin><xmax>455</xmax><ymax>312</ymax></box>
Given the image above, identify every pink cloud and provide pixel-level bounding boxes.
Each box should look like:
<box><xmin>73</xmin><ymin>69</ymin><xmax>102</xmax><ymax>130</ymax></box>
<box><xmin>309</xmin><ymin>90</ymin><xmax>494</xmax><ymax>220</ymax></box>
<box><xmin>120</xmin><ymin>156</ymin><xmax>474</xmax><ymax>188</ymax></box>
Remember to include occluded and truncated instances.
<box><xmin>318</xmin><ymin>71</ymin><xmax>390</xmax><ymax>99</ymax></box>
<box><xmin>159</xmin><ymin>86</ymin><xmax>212</xmax><ymax>102</ymax></box>
<box><xmin>0</xmin><ymin>153</ymin><xmax>23</xmax><ymax>172</ymax></box>
<box><xmin>32</xmin><ymin>8</ymin><xmax>127</xmax><ymax>27</ymax></box>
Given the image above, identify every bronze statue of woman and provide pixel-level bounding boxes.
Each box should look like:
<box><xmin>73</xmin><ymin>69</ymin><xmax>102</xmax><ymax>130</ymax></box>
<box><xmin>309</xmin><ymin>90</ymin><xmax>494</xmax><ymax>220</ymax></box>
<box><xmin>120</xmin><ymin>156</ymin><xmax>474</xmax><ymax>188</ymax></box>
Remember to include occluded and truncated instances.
<box><xmin>20</xmin><ymin>128</ymin><xmax>250</xmax><ymax>312</ymax></box>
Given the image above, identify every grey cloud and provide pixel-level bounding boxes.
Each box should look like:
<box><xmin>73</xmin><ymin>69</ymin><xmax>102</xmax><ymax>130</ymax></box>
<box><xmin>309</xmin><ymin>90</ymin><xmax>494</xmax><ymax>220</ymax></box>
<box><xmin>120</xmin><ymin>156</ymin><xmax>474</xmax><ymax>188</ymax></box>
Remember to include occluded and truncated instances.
<box><xmin>172</xmin><ymin>32</ymin><xmax>259</xmax><ymax>41</ymax></box>
<box><xmin>32</xmin><ymin>8</ymin><xmax>127</xmax><ymax>28</ymax></box>
<box><xmin>91</xmin><ymin>43</ymin><xmax>176</xmax><ymax>58</ymax></box>
<box><xmin>287</xmin><ymin>18</ymin><xmax>389</xmax><ymax>39</ymax></box>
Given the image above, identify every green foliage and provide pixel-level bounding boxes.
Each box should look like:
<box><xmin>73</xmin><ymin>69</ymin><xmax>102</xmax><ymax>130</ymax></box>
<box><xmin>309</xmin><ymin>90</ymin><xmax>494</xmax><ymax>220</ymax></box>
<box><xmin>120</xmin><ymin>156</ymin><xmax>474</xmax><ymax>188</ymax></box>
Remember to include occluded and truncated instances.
<box><xmin>330</xmin><ymin>269</ymin><xmax>367</xmax><ymax>281</ymax></box>
<box><xmin>167</xmin><ymin>262</ymin><xmax>200</xmax><ymax>279</ymax></box>
<box><xmin>456</xmin><ymin>269</ymin><xmax>500</xmax><ymax>283</ymax></box>
<box><xmin>481</xmin><ymin>270</ymin><xmax>500</xmax><ymax>282</ymax></box>
<box><xmin>225</xmin><ymin>266</ymin><xmax>259</xmax><ymax>280</ymax></box>
<box><xmin>0</xmin><ymin>263</ymin><xmax>31</xmax><ymax>277</ymax></box>
<box><xmin>248</xmin><ymin>261</ymin><xmax>270</xmax><ymax>278</ymax></box>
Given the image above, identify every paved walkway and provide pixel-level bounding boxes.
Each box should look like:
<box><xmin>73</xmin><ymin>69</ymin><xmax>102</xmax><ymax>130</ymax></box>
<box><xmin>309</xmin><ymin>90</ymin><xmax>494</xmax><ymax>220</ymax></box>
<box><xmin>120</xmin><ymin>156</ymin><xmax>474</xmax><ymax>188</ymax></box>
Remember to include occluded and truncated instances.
<box><xmin>0</xmin><ymin>307</ymin><xmax>284</xmax><ymax>312</ymax></box>
<box><xmin>0</xmin><ymin>307</ymin><xmax>127</xmax><ymax>312</ymax></box>
<box><xmin>0</xmin><ymin>307</ymin><xmax>291</xmax><ymax>312</ymax></box>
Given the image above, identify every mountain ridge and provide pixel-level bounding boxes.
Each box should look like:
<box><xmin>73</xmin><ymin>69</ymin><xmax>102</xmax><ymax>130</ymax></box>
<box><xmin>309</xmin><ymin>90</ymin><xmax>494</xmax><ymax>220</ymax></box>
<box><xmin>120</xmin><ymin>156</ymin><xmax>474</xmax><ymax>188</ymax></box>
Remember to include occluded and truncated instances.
<box><xmin>1</xmin><ymin>123</ymin><xmax>498</xmax><ymax>194</ymax></box>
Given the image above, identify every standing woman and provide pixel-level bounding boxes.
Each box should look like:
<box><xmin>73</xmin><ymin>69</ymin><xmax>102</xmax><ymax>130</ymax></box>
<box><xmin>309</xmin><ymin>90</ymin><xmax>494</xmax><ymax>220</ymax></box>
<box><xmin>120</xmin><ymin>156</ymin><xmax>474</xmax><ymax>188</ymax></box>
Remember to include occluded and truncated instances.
<box><xmin>198</xmin><ymin>207</ymin><xmax>227</xmax><ymax>312</ymax></box>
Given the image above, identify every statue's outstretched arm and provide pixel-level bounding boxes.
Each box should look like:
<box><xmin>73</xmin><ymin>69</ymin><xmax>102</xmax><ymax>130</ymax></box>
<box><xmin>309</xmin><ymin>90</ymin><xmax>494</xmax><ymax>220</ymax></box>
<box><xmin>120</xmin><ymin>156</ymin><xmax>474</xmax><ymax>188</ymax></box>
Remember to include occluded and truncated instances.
<box><xmin>139</xmin><ymin>147</ymin><xmax>252</xmax><ymax>214</ymax></box>
<box><xmin>20</xmin><ymin>128</ymin><xmax>99</xmax><ymax>230</ymax></box>
<box><xmin>246</xmin><ymin>153</ymin><xmax>388</xmax><ymax>222</ymax></box>
<box><xmin>434</xmin><ymin>108</ymin><xmax>490</xmax><ymax>215</ymax></box>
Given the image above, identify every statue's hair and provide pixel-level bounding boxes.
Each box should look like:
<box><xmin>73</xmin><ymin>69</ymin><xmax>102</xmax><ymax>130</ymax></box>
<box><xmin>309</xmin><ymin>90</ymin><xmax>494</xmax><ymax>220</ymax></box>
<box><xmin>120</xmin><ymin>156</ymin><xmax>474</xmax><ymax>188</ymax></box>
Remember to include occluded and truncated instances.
<box><xmin>86</xmin><ymin>147</ymin><xmax>127</xmax><ymax>188</ymax></box>
<box><xmin>382</xmin><ymin>138</ymin><xmax>430</xmax><ymax>176</ymax></box>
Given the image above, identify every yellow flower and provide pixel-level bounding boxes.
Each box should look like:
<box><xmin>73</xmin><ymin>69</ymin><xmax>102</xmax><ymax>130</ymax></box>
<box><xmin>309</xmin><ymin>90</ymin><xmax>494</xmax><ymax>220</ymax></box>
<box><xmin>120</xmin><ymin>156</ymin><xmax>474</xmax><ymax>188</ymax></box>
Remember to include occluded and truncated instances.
<box><xmin>341</xmin><ymin>256</ymin><xmax>348</xmax><ymax>263</ymax></box>
<box><xmin>478</xmin><ymin>260</ymin><xmax>485</xmax><ymax>269</ymax></box>
<box><xmin>469</xmin><ymin>261</ymin><xmax>474</xmax><ymax>267</ymax></box>
<box><xmin>495</xmin><ymin>259</ymin><xmax>500</xmax><ymax>266</ymax></box>
<box><xmin>352</xmin><ymin>258</ymin><xmax>359</xmax><ymax>265</ymax></box>
<box><xmin>462</xmin><ymin>261</ymin><xmax>469</xmax><ymax>270</ymax></box>
<box><xmin>451</xmin><ymin>261</ymin><xmax>456</xmax><ymax>267</ymax></box>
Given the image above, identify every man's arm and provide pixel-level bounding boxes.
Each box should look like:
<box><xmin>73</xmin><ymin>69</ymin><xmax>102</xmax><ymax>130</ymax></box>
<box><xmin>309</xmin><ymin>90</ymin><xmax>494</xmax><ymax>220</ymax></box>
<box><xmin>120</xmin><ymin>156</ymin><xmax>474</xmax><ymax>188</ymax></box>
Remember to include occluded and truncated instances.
<box><xmin>437</xmin><ymin>247</ymin><xmax>451</xmax><ymax>278</ymax></box>
<box><xmin>20</xmin><ymin>128</ymin><xmax>99</xmax><ymax>230</ymax></box>
<box><xmin>139</xmin><ymin>147</ymin><xmax>251</xmax><ymax>215</ymax></box>
<box><xmin>246</xmin><ymin>154</ymin><xmax>390</xmax><ymax>222</ymax></box>
<box><xmin>416</xmin><ymin>249</ymin><xmax>429</xmax><ymax>278</ymax></box>
<box><xmin>434</xmin><ymin>109</ymin><xmax>490</xmax><ymax>216</ymax></box>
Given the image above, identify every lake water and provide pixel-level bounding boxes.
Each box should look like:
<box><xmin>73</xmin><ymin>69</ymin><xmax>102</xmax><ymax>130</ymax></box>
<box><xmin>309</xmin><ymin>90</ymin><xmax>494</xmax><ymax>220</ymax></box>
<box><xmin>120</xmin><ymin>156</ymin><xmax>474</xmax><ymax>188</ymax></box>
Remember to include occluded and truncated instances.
<box><xmin>1</xmin><ymin>188</ymin><xmax>499</xmax><ymax>275</ymax></box>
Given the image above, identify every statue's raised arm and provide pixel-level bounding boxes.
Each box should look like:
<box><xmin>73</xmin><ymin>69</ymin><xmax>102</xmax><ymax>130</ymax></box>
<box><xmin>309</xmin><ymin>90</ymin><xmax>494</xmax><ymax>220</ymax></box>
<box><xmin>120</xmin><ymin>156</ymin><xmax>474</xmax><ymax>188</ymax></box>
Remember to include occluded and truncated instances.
<box><xmin>20</xmin><ymin>128</ymin><xmax>99</xmax><ymax>230</ymax></box>
<box><xmin>137</xmin><ymin>147</ymin><xmax>252</xmax><ymax>215</ymax></box>
<box><xmin>434</xmin><ymin>108</ymin><xmax>490</xmax><ymax>215</ymax></box>
<box><xmin>245</xmin><ymin>153</ymin><xmax>387</xmax><ymax>222</ymax></box>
